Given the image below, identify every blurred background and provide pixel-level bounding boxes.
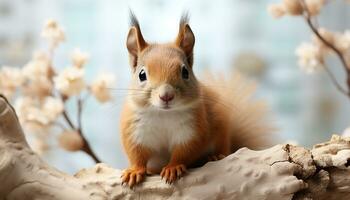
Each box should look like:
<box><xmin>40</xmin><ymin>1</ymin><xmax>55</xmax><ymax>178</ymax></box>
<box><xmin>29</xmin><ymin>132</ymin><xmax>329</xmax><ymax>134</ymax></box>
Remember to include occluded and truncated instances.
<box><xmin>0</xmin><ymin>0</ymin><xmax>349</xmax><ymax>174</ymax></box>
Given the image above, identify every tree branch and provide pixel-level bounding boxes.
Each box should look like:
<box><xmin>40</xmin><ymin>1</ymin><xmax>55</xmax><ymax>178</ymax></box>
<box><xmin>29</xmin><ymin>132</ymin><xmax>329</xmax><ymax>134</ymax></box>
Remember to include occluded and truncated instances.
<box><xmin>299</xmin><ymin>0</ymin><xmax>350</xmax><ymax>98</ymax></box>
<box><xmin>77</xmin><ymin>96</ymin><xmax>101</xmax><ymax>163</ymax></box>
<box><xmin>321</xmin><ymin>64</ymin><xmax>349</xmax><ymax>96</ymax></box>
<box><xmin>1</xmin><ymin>95</ymin><xmax>350</xmax><ymax>199</ymax></box>
<box><xmin>62</xmin><ymin>110</ymin><xmax>75</xmax><ymax>129</ymax></box>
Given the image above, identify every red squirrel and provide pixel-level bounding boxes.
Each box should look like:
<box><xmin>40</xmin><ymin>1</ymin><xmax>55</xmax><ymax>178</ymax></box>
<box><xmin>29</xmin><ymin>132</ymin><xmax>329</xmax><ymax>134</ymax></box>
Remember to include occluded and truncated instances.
<box><xmin>120</xmin><ymin>13</ymin><xmax>274</xmax><ymax>187</ymax></box>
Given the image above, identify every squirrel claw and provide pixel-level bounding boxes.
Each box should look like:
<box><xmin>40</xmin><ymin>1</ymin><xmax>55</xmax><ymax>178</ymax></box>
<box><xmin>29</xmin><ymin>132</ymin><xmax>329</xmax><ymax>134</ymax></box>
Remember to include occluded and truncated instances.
<box><xmin>121</xmin><ymin>167</ymin><xmax>146</xmax><ymax>188</ymax></box>
<box><xmin>160</xmin><ymin>164</ymin><xmax>187</xmax><ymax>184</ymax></box>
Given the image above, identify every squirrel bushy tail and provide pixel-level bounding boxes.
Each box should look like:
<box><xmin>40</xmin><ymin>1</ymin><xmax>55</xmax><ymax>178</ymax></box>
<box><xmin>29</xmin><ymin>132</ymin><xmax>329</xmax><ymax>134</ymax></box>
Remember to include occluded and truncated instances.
<box><xmin>202</xmin><ymin>71</ymin><xmax>276</xmax><ymax>151</ymax></box>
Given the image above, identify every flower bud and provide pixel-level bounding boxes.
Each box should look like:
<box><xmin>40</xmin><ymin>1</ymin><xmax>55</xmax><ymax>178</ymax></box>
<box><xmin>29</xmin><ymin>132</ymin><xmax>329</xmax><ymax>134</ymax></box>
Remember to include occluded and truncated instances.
<box><xmin>58</xmin><ymin>130</ymin><xmax>84</xmax><ymax>152</ymax></box>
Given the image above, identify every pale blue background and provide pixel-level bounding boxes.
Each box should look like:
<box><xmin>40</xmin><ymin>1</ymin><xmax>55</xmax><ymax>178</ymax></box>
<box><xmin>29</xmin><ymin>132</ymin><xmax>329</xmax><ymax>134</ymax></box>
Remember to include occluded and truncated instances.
<box><xmin>0</xmin><ymin>0</ymin><xmax>349</xmax><ymax>174</ymax></box>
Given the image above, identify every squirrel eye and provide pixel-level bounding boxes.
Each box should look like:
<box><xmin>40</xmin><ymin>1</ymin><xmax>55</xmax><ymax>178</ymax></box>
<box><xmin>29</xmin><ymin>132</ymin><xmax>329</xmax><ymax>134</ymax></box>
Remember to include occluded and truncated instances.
<box><xmin>139</xmin><ymin>69</ymin><xmax>147</xmax><ymax>82</ymax></box>
<box><xmin>181</xmin><ymin>66</ymin><xmax>189</xmax><ymax>80</ymax></box>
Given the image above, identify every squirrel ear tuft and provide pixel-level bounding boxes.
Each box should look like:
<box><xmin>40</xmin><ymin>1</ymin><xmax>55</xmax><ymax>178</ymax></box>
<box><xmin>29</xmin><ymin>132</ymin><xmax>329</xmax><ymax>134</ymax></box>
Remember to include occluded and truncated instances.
<box><xmin>175</xmin><ymin>13</ymin><xmax>195</xmax><ymax>67</ymax></box>
<box><xmin>126</xmin><ymin>11</ymin><xmax>148</xmax><ymax>68</ymax></box>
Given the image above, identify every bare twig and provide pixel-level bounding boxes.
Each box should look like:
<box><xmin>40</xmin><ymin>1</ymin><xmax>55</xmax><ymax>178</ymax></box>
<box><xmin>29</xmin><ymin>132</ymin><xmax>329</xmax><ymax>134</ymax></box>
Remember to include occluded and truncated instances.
<box><xmin>321</xmin><ymin>64</ymin><xmax>349</xmax><ymax>96</ymax></box>
<box><xmin>298</xmin><ymin>0</ymin><xmax>350</xmax><ymax>98</ymax></box>
<box><xmin>77</xmin><ymin>97</ymin><xmax>83</xmax><ymax>131</ymax></box>
<box><xmin>60</xmin><ymin>94</ymin><xmax>101</xmax><ymax>163</ymax></box>
<box><xmin>62</xmin><ymin>110</ymin><xmax>75</xmax><ymax>129</ymax></box>
<box><xmin>77</xmin><ymin>96</ymin><xmax>101</xmax><ymax>163</ymax></box>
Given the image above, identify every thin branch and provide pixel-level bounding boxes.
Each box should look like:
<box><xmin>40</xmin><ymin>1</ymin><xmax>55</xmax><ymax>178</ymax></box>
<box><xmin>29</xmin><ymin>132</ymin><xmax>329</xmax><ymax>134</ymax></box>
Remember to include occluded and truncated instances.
<box><xmin>300</xmin><ymin>0</ymin><xmax>349</xmax><ymax>73</ymax></box>
<box><xmin>77</xmin><ymin>97</ymin><xmax>83</xmax><ymax>132</ymax></box>
<box><xmin>48</xmin><ymin>44</ymin><xmax>100</xmax><ymax>163</ymax></box>
<box><xmin>321</xmin><ymin>64</ymin><xmax>349</xmax><ymax>95</ymax></box>
<box><xmin>77</xmin><ymin>93</ymin><xmax>90</xmax><ymax>130</ymax></box>
<box><xmin>298</xmin><ymin>0</ymin><xmax>350</xmax><ymax>98</ymax></box>
<box><xmin>76</xmin><ymin>96</ymin><xmax>101</xmax><ymax>163</ymax></box>
<box><xmin>62</xmin><ymin>110</ymin><xmax>75</xmax><ymax>129</ymax></box>
<box><xmin>59</xmin><ymin>93</ymin><xmax>101</xmax><ymax>163</ymax></box>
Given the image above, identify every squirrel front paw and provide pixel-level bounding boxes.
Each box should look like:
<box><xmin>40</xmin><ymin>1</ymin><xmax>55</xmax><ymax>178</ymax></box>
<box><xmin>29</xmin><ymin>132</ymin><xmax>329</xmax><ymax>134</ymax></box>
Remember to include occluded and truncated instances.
<box><xmin>160</xmin><ymin>164</ymin><xmax>187</xmax><ymax>184</ymax></box>
<box><xmin>121</xmin><ymin>167</ymin><xmax>146</xmax><ymax>188</ymax></box>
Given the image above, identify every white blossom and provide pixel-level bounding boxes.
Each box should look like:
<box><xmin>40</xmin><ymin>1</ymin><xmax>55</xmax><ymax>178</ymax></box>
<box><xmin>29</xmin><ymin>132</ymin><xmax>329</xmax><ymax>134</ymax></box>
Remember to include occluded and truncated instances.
<box><xmin>41</xmin><ymin>19</ymin><xmax>65</xmax><ymax>48</ymax></box>
<box><xmin>14</xmin><ymin>96</ymin><xmax>35</xmax><ymax>120</ymax></box>
<box><xmin>14</xmin><ymin>97</ymin><xmax>50</xmax><ymax>132</ymax></box>
<box><xmin>0</xmin><ymin>66</ymin><xmax>24</xmax><ymax>98</ymax></box>
<box><xmin>31</xmin><ymin>138</ymin><xmax>49</xmax><ymax>155</ymax></box>
<box><xmin>268</xmin><ymin>0</ymin><xmax>325</xmax><ymax>17</ymax></box>
<box><xmin>22</xmin><ymin>51</ymin><xmax>53</xmax><ymax>97</ymax></box>
<box><xmin>282</xmin><ymin>0</ymin><xmax>303</xmax><ymax>15</ymax></box>
<box><xmin>71</xmin><ymin>48</ymin><xmax>89</xmax><ymax>68</ymax></box>
<box><xmin>15</xmin><ymin>96</ymin><xmax>63</xmax><ymax>132</ymax></box>
<box><xmin>54</xmin><ymin>66</ymin><xmax>85</xmax><ymax>96</ymax></box>
<box><xmin>42</xmin><ymin>97</ymin><xmax>64</xmax><ymax>122</ymax></box>
<box><xmin>90</xmin><ymin>73</ymin><xmax>115</xmax><ymax>103</ymax></box>
<box><xmin>22</xmin><ymin>51</ymin><xmax>51</xmax><ymax>82</ymax></box>
<box><xmin>305</xmin><ymin>0</ymin><xmax>325</xmax><ymax>16</ymax></box>
<box><xmin>295</xmin><ymin>42</ymin><xmax>323</xmax><ymax>73</ymax></box>
<box><xmin>22</xmin><ymin>106</ymin><xmax>49</xmax><ymax>126</ymax></box>
<box><xmin>334</xmin><ymin>30</ymin><xmax>350</xmax><ymax>52</ymax></box>
<box><xmin>267</xmin><ymin>4</ymin><xmax>286</xmax><ymax>19</ymax></box>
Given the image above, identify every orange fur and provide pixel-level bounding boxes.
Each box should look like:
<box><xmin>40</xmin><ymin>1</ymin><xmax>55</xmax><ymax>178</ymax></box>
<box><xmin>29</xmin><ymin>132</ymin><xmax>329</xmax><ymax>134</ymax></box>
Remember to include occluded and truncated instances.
<box><xmin>120</xmin><ymin>13</ymin><xmax>274</xmax><ymax>187</ymax></box>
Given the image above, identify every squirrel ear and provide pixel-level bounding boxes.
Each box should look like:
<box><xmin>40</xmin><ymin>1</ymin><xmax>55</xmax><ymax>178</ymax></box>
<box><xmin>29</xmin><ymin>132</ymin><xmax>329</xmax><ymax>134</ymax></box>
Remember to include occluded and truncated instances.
<box><xmin>175</xmin><ymin>15</ymin><xmax>195</xmax><ymax>67</ymax></box>
<box><xmin>126</xmin><ymin>12</ymin><xmax>148</xmax><ymax>68</ymax></box>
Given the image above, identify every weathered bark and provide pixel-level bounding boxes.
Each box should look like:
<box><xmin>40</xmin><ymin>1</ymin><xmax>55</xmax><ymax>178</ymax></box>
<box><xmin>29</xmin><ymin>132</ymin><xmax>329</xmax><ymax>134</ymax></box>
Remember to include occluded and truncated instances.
<box><xmin>0</xmin><ymin>95</ymin><xmax>349</xmax><ymax>200</ymax></box>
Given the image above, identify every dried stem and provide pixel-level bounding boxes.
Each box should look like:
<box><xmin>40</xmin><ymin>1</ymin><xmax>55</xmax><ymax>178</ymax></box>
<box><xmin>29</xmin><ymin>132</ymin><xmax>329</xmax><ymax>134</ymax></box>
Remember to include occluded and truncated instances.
<box><xmin>77</xmin><ymin>96</ymin><xmax>101</xmax><ymax>163</ymax></box>
<box><xmin>299</xmin><ymin>0</ymin><xmax>350</xmax><ymax>98</ymax></box>
<box><xmin>60</xmin><ymin>94</ymin><xmax>101</xmax><ymax>163</ymax></box>
<box><xmin>62</xmin><ymin>110</ymin><xmax>75</xmax><ymax>129</ymax></box>
<box><xmin>321</xmin><ymin>64</ymin><xmax>349</xmax><ymax>95</ymax></box>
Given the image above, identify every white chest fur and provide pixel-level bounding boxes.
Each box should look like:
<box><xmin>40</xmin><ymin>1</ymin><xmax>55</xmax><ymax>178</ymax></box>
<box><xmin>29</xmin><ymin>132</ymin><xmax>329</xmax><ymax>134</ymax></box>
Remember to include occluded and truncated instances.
<box><xmin>131</xmin><ymin>108</ymin><xmax>195</xmax><ymax>152</ymax></box>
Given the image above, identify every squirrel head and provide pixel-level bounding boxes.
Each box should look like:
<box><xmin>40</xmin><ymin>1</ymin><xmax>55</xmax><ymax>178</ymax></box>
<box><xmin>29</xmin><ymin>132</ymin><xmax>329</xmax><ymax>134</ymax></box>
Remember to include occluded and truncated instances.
<box><xmin>126</xmin><ymin>12</ymin><xmax>200</xmax><ymax>111</ymax></box>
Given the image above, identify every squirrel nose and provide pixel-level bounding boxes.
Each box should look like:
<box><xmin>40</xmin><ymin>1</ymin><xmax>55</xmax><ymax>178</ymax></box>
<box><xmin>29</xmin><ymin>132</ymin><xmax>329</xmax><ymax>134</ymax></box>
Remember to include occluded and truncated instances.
<box><xmin>159</xmin><ymin>93</ymin><xmax>174</xmax><ymax>103</ymax></box>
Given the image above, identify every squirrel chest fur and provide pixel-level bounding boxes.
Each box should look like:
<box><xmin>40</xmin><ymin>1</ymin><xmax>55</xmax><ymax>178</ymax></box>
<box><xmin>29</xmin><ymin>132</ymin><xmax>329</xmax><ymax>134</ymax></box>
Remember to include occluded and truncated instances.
<box><xmin>131</xmin><ymin>108</ymin><xmax>196</xmax><ymax>151</ymax></box>
<box><xmin>130</xmin><ymin>107</ymin><xmax>205</xmax><ymax>172</ymax></box>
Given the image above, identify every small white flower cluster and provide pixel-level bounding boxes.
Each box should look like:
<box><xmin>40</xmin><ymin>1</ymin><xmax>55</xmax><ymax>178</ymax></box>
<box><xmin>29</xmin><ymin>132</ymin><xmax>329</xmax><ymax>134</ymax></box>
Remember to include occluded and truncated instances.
<box><xmin>53</xmin><ymin>50</ymin><xmax>115</xmax><ymax>101</ymax></box>
<box><xmin>54</xmin><ymin>66</ymin><xmax>85</xmax><ymax>96</ymax></box>
<box><xmin>22</xmin><ymin>51</ymin><xmax>53</xmax><ymax>97</ymax></box>
<box><xmin>268</xmin><ymin>0</ymin><xmax>326</xmax><ymax>19</ymax></box>
<box><xmin>0</xmin><ymin>19</ymin><xmax>116</xmax><ymax>155</ymax></box>
<box><xmin>295</xmin><ymin>29</ymin><xmax>350</xmax><ymax>73</ymax></box>
<box><xmin>91</xmin><ymin>73</ymin><xmax>116</xmax><ymax>103</ymax></box>
<box><xmin>41</xmin><ymin>19</ymin><xmax>65</xmax><ymax>49</ymax></box>
<box><xmin>295</xmin><ymin>42</ymin><xmax>324</xmax><ymax>73</ymax></box>
<box><xmin>268</xmin><ymin>0</ymin><xmax>350</xmax><ymax>101</ymax></box>
<box><xmin>71</xmin><ymin>48</ymin><xmax>89</xmax><ymax>68</ymax></box>
<box><xmin>15</xmin><ymin>96</ymin><xmax>64</xmax><ymax>132</ymax></box>
<box><xmin>0</xmin><ymin>66</ymin><xmax>23</xmax><ymax>98</ymax></box>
